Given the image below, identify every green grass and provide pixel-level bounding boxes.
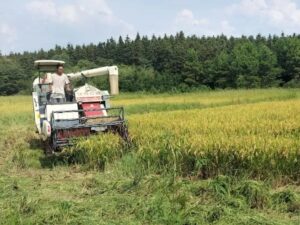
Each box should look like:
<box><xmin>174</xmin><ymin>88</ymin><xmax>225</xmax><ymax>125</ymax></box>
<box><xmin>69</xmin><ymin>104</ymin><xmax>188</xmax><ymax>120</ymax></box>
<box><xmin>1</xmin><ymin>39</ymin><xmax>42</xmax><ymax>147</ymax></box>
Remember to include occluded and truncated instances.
<box><xmin>0</xmin><ymin>89</ymin><xmax>299</xmax><ymax>224</ymax></box>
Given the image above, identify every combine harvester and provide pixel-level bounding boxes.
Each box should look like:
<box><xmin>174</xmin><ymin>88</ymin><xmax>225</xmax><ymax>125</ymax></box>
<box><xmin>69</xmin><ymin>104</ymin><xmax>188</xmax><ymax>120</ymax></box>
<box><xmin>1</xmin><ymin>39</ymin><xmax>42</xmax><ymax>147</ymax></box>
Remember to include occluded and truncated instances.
<box><xmin>32</xmin><ymin>60</ymin><xmax>129</xmax><ymax>153</ymax></box>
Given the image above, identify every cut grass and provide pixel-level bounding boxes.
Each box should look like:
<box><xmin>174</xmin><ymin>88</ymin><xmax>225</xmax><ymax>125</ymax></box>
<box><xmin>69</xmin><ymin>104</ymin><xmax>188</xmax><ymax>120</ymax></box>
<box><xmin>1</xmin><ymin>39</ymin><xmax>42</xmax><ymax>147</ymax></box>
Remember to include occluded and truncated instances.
<box><xmin>0</xmin><ymin>163</ymin><xmax>299</xmax><ymax>224</ymax></box>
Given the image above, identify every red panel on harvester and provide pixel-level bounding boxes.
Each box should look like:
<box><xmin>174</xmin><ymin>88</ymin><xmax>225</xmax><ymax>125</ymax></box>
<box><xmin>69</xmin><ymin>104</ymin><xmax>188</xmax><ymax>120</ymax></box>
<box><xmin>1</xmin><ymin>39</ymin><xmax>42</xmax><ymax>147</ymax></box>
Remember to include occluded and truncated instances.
<box><xmin>82</xmin><ymin>102</ymin><xmax>105</xmax><ymax>117</ymax></box>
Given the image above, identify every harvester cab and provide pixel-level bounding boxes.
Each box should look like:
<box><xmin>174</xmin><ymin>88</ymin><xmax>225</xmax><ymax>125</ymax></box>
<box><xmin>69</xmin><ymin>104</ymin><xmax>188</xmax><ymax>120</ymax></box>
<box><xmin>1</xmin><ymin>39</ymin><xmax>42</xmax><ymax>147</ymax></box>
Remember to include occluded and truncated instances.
<box><xmin>32</xmin><ymin>60</ymin><xmax>128</xmax><ymax>152</ymax></box>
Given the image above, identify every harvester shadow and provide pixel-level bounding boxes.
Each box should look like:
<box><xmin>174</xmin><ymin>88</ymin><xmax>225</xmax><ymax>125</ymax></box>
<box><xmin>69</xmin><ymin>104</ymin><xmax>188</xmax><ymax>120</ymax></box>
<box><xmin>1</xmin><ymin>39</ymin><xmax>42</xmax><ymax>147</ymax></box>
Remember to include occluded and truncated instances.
<box><xmin>28</xmin><ymin>137</ymin><xmax>44</xmax><ymax>150</ymax></box>
<box><xmin>39</xmin><ymin>153</ymin><xmax>70</xmax><ymax>169</ymax></box>
<box><xmin>28</xmin><ymin>137</ymin><xmax>70</xmax><ymax>168</ymax></box>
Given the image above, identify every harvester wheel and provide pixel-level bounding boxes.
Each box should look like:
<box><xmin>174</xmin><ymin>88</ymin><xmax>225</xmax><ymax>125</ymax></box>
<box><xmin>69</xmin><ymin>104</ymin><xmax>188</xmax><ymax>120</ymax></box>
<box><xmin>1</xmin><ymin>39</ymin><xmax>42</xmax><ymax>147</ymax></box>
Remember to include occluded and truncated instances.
<box><xmin>44</xmin><ymin>140</ymin><xmax>54</xmax><ymax>155</ymax></box>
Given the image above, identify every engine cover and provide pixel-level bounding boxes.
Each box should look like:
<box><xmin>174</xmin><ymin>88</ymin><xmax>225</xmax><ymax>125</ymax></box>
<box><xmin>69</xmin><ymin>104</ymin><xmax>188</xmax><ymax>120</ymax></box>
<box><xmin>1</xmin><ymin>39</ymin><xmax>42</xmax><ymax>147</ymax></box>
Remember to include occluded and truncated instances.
<box><xmin>74</xmin><ymin>84</ymin><xmax>102</xmax><ymax>102</ymax></box>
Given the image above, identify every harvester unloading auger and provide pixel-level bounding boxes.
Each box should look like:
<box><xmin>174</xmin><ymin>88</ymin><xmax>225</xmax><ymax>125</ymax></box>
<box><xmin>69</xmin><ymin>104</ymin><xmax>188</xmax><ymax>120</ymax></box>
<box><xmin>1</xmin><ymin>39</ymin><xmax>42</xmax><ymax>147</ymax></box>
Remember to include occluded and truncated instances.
<box><xmin>32</xmin><ymin>60</ymin><xmax>129</xmax><ymax>153</ymax></box>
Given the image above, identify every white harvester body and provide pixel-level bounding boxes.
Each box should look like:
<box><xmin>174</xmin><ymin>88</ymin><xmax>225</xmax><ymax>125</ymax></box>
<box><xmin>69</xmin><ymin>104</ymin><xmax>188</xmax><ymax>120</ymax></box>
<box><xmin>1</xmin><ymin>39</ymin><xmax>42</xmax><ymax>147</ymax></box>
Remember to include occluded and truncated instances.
<box><xmin>32</xmin><ymin>60</ymin><xmax>128</xmax><ymax>151</ymax></box>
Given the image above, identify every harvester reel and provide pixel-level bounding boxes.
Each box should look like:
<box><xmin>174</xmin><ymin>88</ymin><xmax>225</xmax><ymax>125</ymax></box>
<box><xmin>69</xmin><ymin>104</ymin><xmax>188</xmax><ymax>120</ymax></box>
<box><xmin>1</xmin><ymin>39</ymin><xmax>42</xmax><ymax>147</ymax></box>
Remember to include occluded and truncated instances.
<box><xmin>109</xmin><ymin>123</ymin><xmax>130</xmax><ymax>143</ymax></box>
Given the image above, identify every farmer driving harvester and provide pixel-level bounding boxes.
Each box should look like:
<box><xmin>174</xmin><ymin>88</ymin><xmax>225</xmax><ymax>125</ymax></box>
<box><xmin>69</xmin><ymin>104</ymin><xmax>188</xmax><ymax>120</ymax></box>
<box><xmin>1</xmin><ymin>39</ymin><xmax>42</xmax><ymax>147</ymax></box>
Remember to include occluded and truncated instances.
<box><xmin>42</xmin><ymin>64</ymin><xmax>72</xmax><ymax>103</ymax></box>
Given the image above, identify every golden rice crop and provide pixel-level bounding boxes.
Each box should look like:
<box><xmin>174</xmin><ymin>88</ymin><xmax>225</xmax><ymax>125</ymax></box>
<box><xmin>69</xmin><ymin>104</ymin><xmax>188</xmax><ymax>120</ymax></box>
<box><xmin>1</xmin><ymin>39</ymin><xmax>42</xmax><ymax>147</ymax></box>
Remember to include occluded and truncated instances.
<box><xmin>128</xmin><ymin>100</ymin><xmax>300</xmax><ymax>178</ymax></box>
<box><xmin>64</xmin><ymin>133</ymin><xmax>124</xmax><ymax>170</ymax></box>
<box><xmin>0</xmin><ymin>96</ymin><xmax>32</xmax><ymax>116</ymax></box>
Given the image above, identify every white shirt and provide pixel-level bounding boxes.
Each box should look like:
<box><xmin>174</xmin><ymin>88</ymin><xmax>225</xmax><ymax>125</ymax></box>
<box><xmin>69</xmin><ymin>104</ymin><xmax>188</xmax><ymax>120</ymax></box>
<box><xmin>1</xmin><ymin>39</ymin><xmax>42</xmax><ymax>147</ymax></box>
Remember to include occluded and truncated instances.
<box><xmin>49</xmin><ymin>73</ymin><xmax>70</xmax><ymax>96</ymax></box>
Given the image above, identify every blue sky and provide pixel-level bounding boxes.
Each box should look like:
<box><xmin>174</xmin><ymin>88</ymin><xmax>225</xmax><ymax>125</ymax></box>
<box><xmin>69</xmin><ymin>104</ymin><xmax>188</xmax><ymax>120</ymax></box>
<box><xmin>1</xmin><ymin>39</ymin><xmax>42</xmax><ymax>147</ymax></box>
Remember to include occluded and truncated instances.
<box><xmin>1</xmin><ymin>0</ymin><xmax>300</xmax><ymax>54</ymax></box>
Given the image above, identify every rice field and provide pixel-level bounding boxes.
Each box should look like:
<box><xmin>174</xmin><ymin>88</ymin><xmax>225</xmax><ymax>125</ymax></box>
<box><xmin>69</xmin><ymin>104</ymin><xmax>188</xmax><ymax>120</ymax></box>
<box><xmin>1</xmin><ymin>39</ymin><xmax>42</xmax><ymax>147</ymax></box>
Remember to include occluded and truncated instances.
<box><xmin>129</xmin><ymin>100</ymin><xmax>300</xmax><ymax>178</ymax></box>
<box><xmin>0</xmin><ymin>89</ymin><xmax>299</xmax><ymax>224</ymax></box>
<box><xmin>65</xmin><ymin>88</ymin><xmax>300</xmax><ymax>179</ymax></box>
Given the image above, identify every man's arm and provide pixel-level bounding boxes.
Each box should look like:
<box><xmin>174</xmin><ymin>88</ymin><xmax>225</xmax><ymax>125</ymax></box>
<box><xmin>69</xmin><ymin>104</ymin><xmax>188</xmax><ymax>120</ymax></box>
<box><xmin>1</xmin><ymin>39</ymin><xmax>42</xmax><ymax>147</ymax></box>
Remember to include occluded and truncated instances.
<box><xmin>48</xmin><ymin>74</ymin><xmax>53</xmax><ymax>92</ymax></box>
<box><xmin>65</xmin><ymin>75</ymin><xmax>71</xmax><ymax>92</ymax></box>
<box><xmin>65</xmin><ymin>83</ymin><xmax>71</xmax><ymax>92</ymax></box>
<box><xmin>41</xmin><ymin>74</ymin><xmax>47</xmax><ymax>84</ymax></box>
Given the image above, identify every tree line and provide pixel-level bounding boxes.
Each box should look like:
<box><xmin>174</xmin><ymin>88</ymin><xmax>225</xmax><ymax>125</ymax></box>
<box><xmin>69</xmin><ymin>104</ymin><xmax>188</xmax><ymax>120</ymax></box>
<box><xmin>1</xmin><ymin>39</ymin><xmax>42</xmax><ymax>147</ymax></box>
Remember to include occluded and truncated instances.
<box><xmin>1</xmin><ymin>32</ymin><xmax>300</xmax><ymax>95</ymax></box>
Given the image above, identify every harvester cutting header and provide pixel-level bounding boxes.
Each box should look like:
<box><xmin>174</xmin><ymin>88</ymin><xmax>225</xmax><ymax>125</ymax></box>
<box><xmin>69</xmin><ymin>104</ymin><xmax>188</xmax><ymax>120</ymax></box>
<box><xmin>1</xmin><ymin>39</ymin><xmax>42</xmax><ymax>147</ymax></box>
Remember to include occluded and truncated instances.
<box><xmin>32</xmin><ymin>60</ymin><xmax>128</xmax><ymax>153</ymax></box>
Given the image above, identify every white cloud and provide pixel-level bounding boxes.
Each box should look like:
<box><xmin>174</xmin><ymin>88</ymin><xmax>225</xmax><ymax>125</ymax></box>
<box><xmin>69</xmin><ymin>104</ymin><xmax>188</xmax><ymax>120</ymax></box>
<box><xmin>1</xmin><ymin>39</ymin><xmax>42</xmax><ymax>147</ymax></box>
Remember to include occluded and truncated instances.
<box><xmin>175</xmin><ymin>9</ymin><xmax>209</xmax><ymax>26</ymax></box>
<box><xmin>0</xmin><ymin>23</ymin><xmax>16</xmax><ymax>40</ymax></box>
<box><xmin>27</xmin><ymin>0</ymin><xmax>57</xmax><ymax>18</ymax></box>
<box><xmin>26</xmin><ymin>0</ymin><xmax>134</xmax><ymax>32</ymax></box>
<box><xmin>0</xmin><ymin>23</ymin><xmax>16</xmax><ymax>43</ymax></box>
<box><xmin>77</xmin><ymin>0</ymin><xmax>113</xmax><ymax>17</ymax></box>
<box><xmin>173</xmin><ymin>9</ymin><xmax>235</xmax><ymax>36</ymax></box>
<box><xmin>220</xmin><ymin>20</ymin><xmax>235</xmax><ymax>35</ymax></box>
<box><xmin>58</xmin><ymin>5</ymin><xmax>78</xmax><ymax>23</ymax></box>
<box><xmin>229</xmin><ymin>0</ymin><xmax>300</xmax><ymax>30</ymax></box>
<box><xmin>228</xmin><ymin>0</ymin><xmax>268</xmax><ymax>15</ymax></box>
<box><xmin>0</xmin><ymin>23</ymin><xmax>17</xmax><ymax>54</ymax></box>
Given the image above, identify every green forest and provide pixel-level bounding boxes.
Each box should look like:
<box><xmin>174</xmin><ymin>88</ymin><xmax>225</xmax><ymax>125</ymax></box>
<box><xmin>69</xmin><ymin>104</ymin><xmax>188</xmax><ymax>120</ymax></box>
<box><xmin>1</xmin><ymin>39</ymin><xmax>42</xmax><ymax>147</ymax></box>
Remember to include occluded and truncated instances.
<box><xmin>1</xmin><ymin>32</ymin><xmax>300</xmax><ymax>95</ymax></box>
